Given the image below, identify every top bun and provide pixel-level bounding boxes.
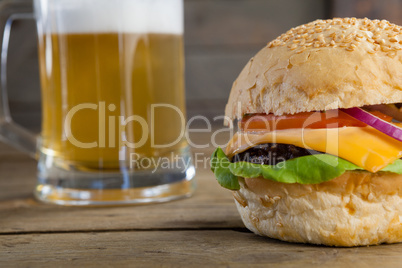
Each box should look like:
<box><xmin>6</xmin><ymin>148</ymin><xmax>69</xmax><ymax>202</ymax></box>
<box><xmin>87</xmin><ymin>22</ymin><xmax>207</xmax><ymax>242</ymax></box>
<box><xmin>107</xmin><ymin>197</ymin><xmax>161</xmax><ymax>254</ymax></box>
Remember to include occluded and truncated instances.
<box><xmin>225</xmin><ymin>18</ymin><xmax>402</xmax><ymax>120</ymax></box>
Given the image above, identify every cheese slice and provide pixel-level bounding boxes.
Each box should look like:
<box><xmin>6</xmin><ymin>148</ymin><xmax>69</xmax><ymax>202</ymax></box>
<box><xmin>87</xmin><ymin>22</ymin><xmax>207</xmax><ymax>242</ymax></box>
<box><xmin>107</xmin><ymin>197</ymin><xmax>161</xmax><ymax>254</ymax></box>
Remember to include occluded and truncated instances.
<box><xmin>225</xmin><ymin>127</ymin><xmax>402</xmax><ymax>173</ymax></box>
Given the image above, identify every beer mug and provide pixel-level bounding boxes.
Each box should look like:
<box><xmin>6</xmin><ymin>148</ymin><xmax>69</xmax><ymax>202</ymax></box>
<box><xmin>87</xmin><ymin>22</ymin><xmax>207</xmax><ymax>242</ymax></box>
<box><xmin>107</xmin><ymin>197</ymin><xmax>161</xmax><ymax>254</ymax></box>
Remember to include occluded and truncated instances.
<box><xmin>0</xmin><ymin>0</ymin><xmax>196</xmax><ymax>205</ymax></box>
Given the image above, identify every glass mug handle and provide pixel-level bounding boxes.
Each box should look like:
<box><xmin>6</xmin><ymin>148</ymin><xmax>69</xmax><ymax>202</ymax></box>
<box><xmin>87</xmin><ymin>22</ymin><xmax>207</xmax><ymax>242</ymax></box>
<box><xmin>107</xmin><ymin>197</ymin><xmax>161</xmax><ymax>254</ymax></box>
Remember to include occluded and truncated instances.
<box><xmin>0</xmin><ymin>0</ymin><xmax>36</xmax><ymax>158</ymax></box>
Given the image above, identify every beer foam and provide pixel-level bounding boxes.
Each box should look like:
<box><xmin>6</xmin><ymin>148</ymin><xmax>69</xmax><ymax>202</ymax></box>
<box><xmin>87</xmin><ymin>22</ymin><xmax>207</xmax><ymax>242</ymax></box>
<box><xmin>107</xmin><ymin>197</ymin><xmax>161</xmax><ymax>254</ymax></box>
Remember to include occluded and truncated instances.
<box><xmin>35</xmin><ymin>0</ymin><xmax>183</xmax><ymax>34</ymax></box>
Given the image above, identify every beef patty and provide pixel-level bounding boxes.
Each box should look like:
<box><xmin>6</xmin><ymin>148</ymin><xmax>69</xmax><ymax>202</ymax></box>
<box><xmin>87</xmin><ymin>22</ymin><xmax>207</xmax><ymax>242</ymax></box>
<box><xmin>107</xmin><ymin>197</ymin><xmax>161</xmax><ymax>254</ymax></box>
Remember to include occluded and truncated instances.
<box><xmin>231</xmin><ymin>143</ymin><xmax>321</xmax><ymax>165</ymax></box>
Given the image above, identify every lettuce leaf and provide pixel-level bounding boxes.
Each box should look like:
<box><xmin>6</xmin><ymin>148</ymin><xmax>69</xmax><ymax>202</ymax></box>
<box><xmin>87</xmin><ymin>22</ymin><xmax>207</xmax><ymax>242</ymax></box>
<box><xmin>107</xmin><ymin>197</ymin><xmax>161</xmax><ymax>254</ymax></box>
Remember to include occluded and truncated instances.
<box><xmin>211</xmin><ymin>147</ymin><xmax>402</xmax><ymax>190</ymax></box>
<box><xmin>210</xmin><ymin>147</ymin><xmax>240</xmax><ymax>190</ymax></box>
<box><xmin>382</xmin><ymin>161</ymin><xmax>402</xmax><ymax>173</ymax></box>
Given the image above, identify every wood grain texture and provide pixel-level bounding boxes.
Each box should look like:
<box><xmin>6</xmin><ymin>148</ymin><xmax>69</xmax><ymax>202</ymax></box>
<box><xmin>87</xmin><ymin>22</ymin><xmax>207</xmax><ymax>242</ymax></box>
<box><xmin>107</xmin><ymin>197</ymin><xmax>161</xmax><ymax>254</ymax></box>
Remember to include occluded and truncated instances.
<box><xmin>185</xmin><ymin>50</ymin><xmax>253</xmax><ymax>101</ymax></box>
<box><xmin>7</xmin><ymin>0</ymin><xmax>328</xmax><ymax>128</ymax></box>
<box><xmin>185</xmin><ymin>0</ymin><xmax>326</xmax><ymax>48</ymax></box>
<box><xmin>332</xmin><ymin>0</ymin><xmax>402</xmax><ymax>25</ymax></box>
<box><xmin>0</xmin><ymin>169</ymin><xmax>243</xmax><ymax>234</ymax></box>
<box><xmin>2</xmin><ymin>230</ymin><xmax>402</xmax><ymax>267</ymax></box>
<box><xmin>0</xmin><ymin>131</ymin><xmax>240</xmax><ymax>234</ymax></box>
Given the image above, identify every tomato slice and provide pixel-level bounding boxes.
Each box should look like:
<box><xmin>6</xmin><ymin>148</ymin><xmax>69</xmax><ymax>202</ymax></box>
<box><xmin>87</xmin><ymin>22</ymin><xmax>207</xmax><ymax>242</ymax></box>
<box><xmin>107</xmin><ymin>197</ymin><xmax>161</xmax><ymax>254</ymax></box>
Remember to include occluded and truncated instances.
<box><xmin>368</xmin><ymin>110</ymin><xmax>393</xmax><ymax>122</ymax></box>
<box><xmin>240</xmin><ymin>109</ymin><xmax>392</xmax><ymax>131</ymax></box>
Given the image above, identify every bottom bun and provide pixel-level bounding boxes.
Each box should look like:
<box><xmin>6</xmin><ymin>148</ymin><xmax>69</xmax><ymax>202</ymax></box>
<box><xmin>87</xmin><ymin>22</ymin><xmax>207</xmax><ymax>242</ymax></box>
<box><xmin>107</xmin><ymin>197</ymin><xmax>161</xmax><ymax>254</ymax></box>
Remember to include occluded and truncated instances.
<box><xmin>233</xmin><ymin>171</ymin><xmax>402</xmax><ymax>246</ymax></box>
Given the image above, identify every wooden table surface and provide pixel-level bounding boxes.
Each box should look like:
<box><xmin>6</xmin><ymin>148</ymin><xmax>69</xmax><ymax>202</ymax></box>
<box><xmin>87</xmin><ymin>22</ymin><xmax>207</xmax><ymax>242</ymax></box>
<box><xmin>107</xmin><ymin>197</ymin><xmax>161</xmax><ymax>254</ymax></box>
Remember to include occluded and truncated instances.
<box><xmin>2</xmin><ymin>131</ymin><xmax>402</xmax><ymax>267</ymax></box>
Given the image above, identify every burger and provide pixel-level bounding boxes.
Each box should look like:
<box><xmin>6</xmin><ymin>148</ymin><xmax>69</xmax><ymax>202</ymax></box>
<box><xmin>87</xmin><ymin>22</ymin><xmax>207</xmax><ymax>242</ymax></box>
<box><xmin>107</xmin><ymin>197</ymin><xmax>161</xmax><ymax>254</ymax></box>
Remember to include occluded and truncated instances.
<box><xmin>211</xmin><ymin>18</ymin><xmax>402</xmax><ymax>246</ymax></box>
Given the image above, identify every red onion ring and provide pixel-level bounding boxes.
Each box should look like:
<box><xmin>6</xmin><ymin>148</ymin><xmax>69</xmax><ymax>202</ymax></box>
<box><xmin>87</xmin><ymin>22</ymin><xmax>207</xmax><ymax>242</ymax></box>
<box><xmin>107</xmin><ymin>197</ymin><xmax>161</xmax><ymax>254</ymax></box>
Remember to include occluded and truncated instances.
<box><xmin>341</xmin><ymin>107</ymin><xmax>402</xmax><ymax>142</ymax></box>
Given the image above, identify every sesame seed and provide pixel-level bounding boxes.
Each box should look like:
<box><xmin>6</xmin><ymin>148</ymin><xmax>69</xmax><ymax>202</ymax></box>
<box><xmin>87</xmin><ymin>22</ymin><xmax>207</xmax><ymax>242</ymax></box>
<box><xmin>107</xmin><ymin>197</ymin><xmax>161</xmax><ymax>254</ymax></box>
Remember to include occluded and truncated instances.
<box><xmin>388</xmin><ymin>51</ymin><xmax>397</xmax><ymax>57</ymax></box>
<box><xmin>270</xmin><ymin>40</ymin><xmax>278</xmax><ymax>47</ymax></box>
<box><xmin>345</xmin><ymin>37</ymin><xmax>353</xmax><ymax>43</ymax></box>
<box><xmin>267</xmin><ymin>18</ymin><xmax>402</xmax><ymax>56</ymax></box>
<box><xmin>318</xmin><ymin>34</ymin><xmax>325</xmax><ymax>41</ymax></box>
<box><xmin>382</xmin><ymin>46</ymin><xmax>391</xmax><ymax>52</ymax></box>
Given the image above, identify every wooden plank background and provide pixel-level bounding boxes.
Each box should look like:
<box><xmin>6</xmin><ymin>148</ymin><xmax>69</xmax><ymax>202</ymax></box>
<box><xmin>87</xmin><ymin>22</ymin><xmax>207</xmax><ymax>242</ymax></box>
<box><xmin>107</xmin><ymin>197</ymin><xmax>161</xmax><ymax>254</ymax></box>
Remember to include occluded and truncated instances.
<box><xmin>6</xmin><ymin>0</ymin><xmax>327</xmax><ymax>129</ymax></box>
<box><xmin>3</xmin><ymin>230</ymin><xmax>402</xmax><ymax>266</ymax></box>
<box><xmin>6</xmin><ymin>0</ymin><xmax>402</xmax><ymax>128</ymax></box>
<box><xmin>0</xmin><ymin>129</ymin><xmax>238</xmax><ymax>233</ymax></box>
<box><xmin>332</xmin><ymin>0</ymin><xmax>402</xmax><ymax>25</ymax></box>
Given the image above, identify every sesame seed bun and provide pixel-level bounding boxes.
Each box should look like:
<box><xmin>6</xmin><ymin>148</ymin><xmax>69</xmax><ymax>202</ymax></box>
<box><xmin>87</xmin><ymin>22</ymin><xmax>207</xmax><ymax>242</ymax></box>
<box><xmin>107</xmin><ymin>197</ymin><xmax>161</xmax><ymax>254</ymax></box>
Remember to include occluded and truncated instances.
<box><xmin>234</xmin><ymin>171</ymin><xmax>402</xmax><ymax>247</ymax></box>
<box><xmin>225</xmin><ymin>18</ymin><xmax>402</xmax><ymax>120</ymax></box>
<box><xmin>225</xmin><ymin>18</ymin><xmax>402</xmax><ymax>246</ymax></box>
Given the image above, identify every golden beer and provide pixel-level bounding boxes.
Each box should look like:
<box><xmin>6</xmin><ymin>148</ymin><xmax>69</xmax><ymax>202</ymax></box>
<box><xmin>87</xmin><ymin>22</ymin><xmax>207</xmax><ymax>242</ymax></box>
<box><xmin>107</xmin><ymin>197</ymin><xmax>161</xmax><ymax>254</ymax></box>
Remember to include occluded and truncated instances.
<box><xmin>33</xmin><ymin>0</ymin><xmax>195</xmax><ymax>205</ymax></box>
<box><xmin>38</xmin><ymin>33</ymin><xmax>187</xmax><ymax>170</ymax></box>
